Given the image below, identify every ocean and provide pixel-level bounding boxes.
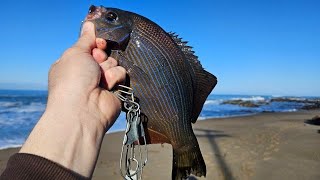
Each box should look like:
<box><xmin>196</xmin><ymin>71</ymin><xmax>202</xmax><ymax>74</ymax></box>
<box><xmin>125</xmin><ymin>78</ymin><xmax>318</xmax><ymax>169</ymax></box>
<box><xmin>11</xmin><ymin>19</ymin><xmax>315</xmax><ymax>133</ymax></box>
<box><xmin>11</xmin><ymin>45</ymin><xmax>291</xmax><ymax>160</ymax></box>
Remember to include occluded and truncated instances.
<box><xmin>0</xmin><ymin>89</ymin><xmax>318</xmax><ymax>150</ymax></box>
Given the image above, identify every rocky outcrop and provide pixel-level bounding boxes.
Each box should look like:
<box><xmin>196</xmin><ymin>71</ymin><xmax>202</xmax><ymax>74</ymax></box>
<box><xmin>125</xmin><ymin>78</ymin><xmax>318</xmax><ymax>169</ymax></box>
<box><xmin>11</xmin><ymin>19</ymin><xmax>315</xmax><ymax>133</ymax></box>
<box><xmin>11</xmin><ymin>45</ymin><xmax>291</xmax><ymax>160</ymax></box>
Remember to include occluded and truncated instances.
<box><xmin>221</xmin><ymin>97</ymin><xmax>320</xmax><ymax>110</ymax></box>
<box><xmin>270</xmin><ymin>97</ymin><xmax>320</xmax><ymax>110</ymax></box>
<box><xmin>221</xmin><ymin>100</ymin><xmax>266</xmax><ymax>107</ymax></box>
<box><xmin>271</xmin><ymin>97</ymin><xmax>320</xmax><ymax>104</ymax></box>
<box><xmin>301</xmin><ymin>103</ymin><xmax>320</xmax><ymax>110</ymax></box>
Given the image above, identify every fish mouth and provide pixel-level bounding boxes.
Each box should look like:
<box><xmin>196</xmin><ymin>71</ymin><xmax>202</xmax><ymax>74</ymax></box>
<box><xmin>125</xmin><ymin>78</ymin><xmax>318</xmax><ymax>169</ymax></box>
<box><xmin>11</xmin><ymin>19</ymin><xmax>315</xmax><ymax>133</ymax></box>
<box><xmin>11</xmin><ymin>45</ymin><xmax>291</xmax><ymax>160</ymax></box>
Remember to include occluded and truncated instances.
<box><xmin>103</xmin><ymin>40</ymin><xmax>118</xmax><ymax>58</ymax></box>
<box><xmin>105</xmin><ymin>39</ymin><xmax>129</xmax><ymax>57</ymax></box>
<box><xmin>106</xmin><ymin>40</ymin><xmax>121</xmax><ymax>51</ymax></box>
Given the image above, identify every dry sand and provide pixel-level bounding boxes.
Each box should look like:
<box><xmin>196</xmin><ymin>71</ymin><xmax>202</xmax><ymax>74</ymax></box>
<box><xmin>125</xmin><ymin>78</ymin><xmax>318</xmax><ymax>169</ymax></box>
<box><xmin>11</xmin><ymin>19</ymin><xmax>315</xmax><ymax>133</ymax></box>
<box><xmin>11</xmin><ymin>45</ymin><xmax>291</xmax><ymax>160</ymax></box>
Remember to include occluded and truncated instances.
<box><xmin>1</xmin><ymin>111</ymin><xmax>319</xmax><ymax>180</ymax></box>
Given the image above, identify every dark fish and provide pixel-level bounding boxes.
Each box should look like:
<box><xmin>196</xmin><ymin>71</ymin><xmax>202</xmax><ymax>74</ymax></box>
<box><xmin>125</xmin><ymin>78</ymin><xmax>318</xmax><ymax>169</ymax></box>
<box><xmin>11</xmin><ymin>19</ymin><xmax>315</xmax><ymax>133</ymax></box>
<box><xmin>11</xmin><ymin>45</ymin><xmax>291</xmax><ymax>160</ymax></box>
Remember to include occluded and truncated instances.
<box><xmin>86</xmin><ymin>5</ymin><xmax>217</xmax><ymax>179</ymax></box>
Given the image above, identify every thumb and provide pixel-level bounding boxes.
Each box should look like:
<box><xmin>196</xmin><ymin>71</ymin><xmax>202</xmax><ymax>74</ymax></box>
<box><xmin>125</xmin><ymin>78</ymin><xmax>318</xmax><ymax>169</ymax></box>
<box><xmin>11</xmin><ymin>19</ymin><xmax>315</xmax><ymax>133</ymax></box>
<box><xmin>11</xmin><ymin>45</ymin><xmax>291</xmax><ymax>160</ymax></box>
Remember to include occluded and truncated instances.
<box><xmin>75</xmin><ymin>21</ymin><xmax>96</xmax><ymax>50</ymax></box>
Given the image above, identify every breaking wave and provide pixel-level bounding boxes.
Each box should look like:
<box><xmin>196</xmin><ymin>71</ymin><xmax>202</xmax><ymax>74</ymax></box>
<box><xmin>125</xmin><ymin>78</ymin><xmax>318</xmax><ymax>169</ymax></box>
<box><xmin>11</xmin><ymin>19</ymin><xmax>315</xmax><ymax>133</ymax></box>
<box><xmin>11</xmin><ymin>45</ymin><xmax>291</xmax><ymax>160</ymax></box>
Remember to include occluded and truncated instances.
<box><xmin>0</xmin><ymin>90</ymin><xmax>318</xmax><ymax>149</ymax></box>
<box><xmin>230</xmin><ymin>96</ymin><xmax>266</xmax><ymax>102</ymax></box>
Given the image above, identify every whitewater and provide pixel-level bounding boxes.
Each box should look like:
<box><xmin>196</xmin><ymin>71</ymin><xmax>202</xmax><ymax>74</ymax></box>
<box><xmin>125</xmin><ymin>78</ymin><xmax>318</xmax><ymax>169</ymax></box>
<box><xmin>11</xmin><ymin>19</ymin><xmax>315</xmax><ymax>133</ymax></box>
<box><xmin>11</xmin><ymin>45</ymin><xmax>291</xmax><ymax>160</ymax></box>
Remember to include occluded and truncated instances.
<box><xmin>0</xmin><ymin>90</ymin><xmax>317</xmax><ymax>149</ymax></box>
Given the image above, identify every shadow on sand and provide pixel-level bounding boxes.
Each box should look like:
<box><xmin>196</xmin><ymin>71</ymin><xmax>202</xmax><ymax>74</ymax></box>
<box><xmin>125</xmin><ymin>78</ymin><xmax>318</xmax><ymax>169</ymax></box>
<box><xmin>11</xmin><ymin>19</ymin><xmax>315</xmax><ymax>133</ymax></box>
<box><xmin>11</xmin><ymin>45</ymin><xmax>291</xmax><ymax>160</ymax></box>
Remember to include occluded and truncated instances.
<box><xmin>304</xmin><ymin>117</ymin><xmax>320</xmax><ymax>134</ymax></box>
<box><xmin>193</xmin><ymin>128</ymin><xmax>234</xmax><ymax>180</ymax></box>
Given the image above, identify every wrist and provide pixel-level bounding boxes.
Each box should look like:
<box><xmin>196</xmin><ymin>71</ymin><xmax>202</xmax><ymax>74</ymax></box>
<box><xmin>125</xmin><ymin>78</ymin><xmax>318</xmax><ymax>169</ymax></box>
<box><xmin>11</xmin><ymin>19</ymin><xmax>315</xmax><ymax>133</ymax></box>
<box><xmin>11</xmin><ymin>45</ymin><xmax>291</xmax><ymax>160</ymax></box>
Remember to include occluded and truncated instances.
<box><xmin>20</xmin><ymin>102</ymin><xmax>106</xmax><ymax>177</ymax></box>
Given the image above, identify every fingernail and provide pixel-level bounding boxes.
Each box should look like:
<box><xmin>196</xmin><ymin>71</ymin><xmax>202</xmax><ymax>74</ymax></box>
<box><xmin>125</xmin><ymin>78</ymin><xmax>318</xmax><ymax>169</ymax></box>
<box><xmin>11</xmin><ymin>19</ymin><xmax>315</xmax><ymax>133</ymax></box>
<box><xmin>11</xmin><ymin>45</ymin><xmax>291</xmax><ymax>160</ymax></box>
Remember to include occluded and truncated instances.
<box><xmin>80</xmin><ymin>21</ymin><xmax>94</xmax><ymax>36</ymax></box>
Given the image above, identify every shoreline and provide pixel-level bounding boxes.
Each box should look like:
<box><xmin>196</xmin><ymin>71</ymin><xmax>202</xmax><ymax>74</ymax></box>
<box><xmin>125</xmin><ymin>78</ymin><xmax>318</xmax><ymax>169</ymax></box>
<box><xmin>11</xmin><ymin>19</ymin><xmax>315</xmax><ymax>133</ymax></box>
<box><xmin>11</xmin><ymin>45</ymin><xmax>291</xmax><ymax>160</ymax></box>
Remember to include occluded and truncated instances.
<box><xmin>0</xmin><ymin>110</ymin><xmax>312</xmax><ymax>151</ymax></box>
<box><xmin>1</xmin><ymin>110</ymin><xmax>319</xmax><ymax>179</ymax></box>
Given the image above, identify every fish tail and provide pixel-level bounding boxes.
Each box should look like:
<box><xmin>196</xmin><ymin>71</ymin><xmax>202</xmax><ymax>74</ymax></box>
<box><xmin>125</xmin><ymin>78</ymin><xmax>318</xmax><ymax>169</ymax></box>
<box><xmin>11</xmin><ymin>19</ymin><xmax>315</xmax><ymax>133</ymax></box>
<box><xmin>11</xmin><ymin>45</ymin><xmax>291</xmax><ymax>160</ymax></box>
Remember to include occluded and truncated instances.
<box><xmin>172</xmin><ymin>144</ymin><xmax>206</xmax><ymax>179</ymax></box>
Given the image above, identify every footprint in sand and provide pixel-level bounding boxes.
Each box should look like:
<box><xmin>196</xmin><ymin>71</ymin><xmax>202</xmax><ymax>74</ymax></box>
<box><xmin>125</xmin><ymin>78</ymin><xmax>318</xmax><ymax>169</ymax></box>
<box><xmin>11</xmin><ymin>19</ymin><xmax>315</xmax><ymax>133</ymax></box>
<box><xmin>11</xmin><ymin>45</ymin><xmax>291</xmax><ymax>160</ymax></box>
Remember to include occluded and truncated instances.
<box><xmin>262</xmin><ymin>130</ymin><xmax>280</xmax><ymax>160</ymax></box>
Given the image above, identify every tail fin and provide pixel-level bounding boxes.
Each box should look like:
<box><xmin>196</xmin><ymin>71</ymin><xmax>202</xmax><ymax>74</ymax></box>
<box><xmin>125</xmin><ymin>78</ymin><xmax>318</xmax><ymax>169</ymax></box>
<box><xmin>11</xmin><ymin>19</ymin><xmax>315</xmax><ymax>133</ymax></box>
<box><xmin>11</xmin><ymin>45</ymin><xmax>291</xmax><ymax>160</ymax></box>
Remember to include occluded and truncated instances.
<box><xmin>172</xmin><ymin>145</ymin><xmax>206</xmax><ymax>180</ymax></box>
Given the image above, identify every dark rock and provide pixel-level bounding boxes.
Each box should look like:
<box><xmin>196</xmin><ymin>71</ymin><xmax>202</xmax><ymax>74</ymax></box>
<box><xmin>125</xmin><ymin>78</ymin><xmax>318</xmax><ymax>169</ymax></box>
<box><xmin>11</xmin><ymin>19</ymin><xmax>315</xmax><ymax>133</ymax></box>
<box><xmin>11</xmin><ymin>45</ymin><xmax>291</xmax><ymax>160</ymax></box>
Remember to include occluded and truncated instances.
<box><xmin>271</xmin><ymin>97</ymin><xmax>320</xmax><ymax>104</ymax></box>
<box><xmin>271</xmin><ymin>97</ymin><xmax>320</xmax><ymax>111</ymax></box>
<box><xmin>305</xmin><ymin>116</ymin><xmax>320</xmax><ymax>126</ymax></box>
<box><xmin>301</xmin><ymin>103</ymin><xmax>320</xmax><ymax>110</ymax></box>
<box><xmin>222</xmin><ymin>100</ymin><xmax>260</xmax><ymax>107</ymax></box>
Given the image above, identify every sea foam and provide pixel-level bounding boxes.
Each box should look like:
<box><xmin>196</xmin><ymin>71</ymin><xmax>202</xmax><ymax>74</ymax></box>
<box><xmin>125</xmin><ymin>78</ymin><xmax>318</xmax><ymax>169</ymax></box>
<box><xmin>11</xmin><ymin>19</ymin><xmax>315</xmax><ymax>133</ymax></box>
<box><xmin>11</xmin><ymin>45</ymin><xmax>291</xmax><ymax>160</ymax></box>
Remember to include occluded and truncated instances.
<box><xmin>0</xmin><ymin>90</ymin><xmax>318</xmax><ymax>150</ymax></box>
<box><xmin>0</xmin><ymin>101</ymin><xmax>22</xmax><ymax>108</ymax></box>
<box><xmin>230</xmin><ymin>96</ymin><xmax>266</xmax><ymax>102</ymax></box>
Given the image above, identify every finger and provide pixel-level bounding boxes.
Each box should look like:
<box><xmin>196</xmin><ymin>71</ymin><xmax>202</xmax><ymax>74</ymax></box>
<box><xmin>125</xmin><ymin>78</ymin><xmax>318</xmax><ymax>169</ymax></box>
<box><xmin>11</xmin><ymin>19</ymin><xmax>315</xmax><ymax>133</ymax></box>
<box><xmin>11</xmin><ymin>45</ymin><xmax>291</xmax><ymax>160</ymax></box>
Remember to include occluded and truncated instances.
<box><xmin>96</xmin><ymin>38</ymin><xmax>107</xmax><ymax>50</ymax></box>
<box><xmin>100</xmin><ymin>57</ymin><xmax>118</xmax><ymax>70</ymax></box>
<box><xmin>99</xmin><ymin>57</ymin><xmax>119</xmax><ymax>89</ymax></box>
<box><xmin>92</xmin><ymin>48</ymin><xmax>107</xmax><ymax>64</ymax></box>
<box><xmin>75</xmin><ymin>21</ymin><xmax>96</xmax><ymax>51</ymax></box>
<box><xmin>99</xmin><ymin>90</ymin><xmax>122</xmax><ymax>125</ymax></box>
<box><xmin>103</xmin><ymin>66</ymin><xmax>126</xmax><ymax>90</ymax></box>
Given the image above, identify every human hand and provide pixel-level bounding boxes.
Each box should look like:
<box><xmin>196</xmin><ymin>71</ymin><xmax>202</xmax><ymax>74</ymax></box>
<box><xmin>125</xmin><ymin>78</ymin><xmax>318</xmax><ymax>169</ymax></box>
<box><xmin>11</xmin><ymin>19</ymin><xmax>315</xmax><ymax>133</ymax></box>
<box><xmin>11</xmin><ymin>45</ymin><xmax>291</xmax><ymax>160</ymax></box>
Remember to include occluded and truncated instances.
<box><xmin>47</xmin><ymin>21</ymin><xmax>126</xmax><ymax>131</ymax></box>
<box><xmin>20</xmin><ymin>22</ymin><xmax>126</xmax><ymax>177</ymax></box>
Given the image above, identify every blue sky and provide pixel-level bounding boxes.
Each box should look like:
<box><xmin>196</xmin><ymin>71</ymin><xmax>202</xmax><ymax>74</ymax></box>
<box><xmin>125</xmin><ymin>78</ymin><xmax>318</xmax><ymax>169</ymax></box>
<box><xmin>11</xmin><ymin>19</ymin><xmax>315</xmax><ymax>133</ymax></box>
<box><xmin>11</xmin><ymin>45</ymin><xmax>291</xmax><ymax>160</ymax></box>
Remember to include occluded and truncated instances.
<box><xmin>0</xmin><ymin>0</ymin><xmax>319</xmax><ymax>96</ymax></box>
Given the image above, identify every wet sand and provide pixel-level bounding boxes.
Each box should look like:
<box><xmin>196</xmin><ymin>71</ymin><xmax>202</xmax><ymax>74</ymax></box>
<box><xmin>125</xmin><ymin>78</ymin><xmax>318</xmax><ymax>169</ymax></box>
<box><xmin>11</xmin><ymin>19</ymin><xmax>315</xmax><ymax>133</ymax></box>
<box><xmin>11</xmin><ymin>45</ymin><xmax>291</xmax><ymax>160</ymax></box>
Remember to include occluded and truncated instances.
<box><xmin>1</xmin><ymin>110</ymin><xmax>319</xmax><ymax>179</ymax></box>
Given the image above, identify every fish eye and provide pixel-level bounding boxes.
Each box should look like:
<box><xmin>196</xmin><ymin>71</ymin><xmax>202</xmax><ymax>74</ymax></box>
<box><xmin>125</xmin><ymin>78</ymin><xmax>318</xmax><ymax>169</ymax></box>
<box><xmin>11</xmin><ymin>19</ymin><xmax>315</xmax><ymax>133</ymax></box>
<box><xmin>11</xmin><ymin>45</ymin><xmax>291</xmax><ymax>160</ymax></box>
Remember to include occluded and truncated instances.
<box><xmin>88</xmin><ymin>5</ymin><xmax>96</xmax><ymax>14</ymax></box>
<box><xmin>105</xmin><ymin>12</ymin><xmax>118</xmax><ymax>22</ymax></box>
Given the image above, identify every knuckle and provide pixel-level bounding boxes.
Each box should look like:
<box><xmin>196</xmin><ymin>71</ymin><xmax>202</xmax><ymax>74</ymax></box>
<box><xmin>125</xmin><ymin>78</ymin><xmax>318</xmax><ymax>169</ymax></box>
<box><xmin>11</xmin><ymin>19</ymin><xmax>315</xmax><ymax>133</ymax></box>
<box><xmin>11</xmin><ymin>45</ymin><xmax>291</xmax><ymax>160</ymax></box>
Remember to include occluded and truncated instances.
<box><xmin>109</xmin><ymin>58</ymin><xmax>118</xmax><ymax>66</ymax></box>
<box><xmin>118</xmin><ymin>66</ymin><xmax>127</xmax><ymax>76</ymax></box>
<box><xmin>105</xmin><ymin>70</ymin><xmax>114</xmax><ymax>80</ymax></box>
<box><xmin>102</xmin><ymin>61</ymin><xmax>112</xmax><ymax>69</ymax></box>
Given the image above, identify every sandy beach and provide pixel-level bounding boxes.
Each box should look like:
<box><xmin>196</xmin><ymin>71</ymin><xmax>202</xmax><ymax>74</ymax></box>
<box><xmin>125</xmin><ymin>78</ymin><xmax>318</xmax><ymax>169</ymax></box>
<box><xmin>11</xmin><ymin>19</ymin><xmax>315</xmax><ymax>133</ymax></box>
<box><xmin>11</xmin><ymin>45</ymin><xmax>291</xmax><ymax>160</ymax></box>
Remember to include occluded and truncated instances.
<box><xmin>1</xmin><ymin>110</ymin><xmax>319</xmax><ymax>180</ymax></box>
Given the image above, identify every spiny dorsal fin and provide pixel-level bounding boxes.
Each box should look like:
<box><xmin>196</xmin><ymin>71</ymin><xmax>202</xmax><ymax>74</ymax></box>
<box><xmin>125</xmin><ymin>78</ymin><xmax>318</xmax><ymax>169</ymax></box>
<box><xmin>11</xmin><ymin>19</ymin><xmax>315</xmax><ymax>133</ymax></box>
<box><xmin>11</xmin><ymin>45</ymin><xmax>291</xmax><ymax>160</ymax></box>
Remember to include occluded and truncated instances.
<box><xmin>169</xmin><ymin>32</ymin><xmax>217</xmax><ymax>123</ymax></box>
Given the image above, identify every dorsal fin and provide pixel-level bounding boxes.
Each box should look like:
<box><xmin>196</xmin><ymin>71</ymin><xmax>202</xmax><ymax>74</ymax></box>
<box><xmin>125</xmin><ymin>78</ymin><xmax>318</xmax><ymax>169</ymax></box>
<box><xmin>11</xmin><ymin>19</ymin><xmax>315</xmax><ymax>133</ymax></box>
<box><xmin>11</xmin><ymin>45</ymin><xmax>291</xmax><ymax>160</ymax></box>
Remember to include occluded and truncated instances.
<box><xmin>169</xmin><ymin>32</ymin><xmax>217</xmax><ymax>123</ymax></box>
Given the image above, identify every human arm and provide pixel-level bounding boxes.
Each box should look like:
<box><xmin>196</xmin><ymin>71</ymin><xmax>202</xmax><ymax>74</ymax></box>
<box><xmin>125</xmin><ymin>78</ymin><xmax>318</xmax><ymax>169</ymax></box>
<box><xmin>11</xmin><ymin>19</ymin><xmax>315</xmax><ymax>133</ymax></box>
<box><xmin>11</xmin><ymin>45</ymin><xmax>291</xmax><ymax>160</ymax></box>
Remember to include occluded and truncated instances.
<box><xmin>1</xmin><ymin>21</ymin><xmax>126</xmax><ymax>179</ymax></box>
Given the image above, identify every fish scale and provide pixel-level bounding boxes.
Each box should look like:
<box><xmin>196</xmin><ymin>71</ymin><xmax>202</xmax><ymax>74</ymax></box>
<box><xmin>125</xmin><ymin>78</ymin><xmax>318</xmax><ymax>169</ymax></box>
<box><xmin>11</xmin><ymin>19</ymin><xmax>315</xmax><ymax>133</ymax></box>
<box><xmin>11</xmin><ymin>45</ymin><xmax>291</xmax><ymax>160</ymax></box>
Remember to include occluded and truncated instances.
<box><xmin>124</xmin><ymin>51</ymin><xmax>170</xmax><ymax>132</ymax></box>
<box><xmin>126</xmin><ymin>43</ymin><xmax>172</xmax><ymax>116</ymax></box>
<box><xmin>125</xmin><ymin>50</ymin><xmax>177</xmax><ymax>137</ymax></box>
<box><xmin>128</xmin><ymin>50</ymin><xmax>172</xmax><ymax>118</ymax></box>
<box><xmin>129</xmin><ymin>36</ymin><xmax>179</xmax><ymax>114</ymax></box>
<box><xmin>126</xmin><ymin>30</ymin><xmax>192</xmax><ymax>139</ymax></box>
<box><xmin>127</xmin><ymin>30</ymin><xmax>191</xmax><ymax>146</ymax></box>
<box><xmin>86</xmin><ymin>6</ymin><xmax>217</xmax><ymax>179</ymax></box>
<box><xmin>128</xmin><ymin>34</ymin><xmax>183</xmax><ymax>112</ymax></box>
<box><xmin>133</xmin><ymin>27</ymin><xmax>192</xmax><ymax>115</ymax></box>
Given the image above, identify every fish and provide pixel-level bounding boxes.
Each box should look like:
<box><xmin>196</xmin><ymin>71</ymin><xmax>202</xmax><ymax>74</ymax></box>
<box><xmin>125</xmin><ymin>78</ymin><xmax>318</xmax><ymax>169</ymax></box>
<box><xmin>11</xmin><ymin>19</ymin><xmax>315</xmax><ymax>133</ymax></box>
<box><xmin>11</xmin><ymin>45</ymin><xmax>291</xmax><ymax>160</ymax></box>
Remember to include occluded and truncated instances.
<box><xmin>85</xmin><ymin>5</ymin><xmax>217</xmax><ymax>180</ymax></box>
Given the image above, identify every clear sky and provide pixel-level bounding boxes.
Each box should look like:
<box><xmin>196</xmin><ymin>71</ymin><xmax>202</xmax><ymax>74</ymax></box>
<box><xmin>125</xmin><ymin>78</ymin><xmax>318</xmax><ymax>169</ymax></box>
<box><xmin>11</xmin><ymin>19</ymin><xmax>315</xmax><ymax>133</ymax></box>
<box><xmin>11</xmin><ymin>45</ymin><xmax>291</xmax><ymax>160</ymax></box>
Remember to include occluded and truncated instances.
<box><xmin>0</xmin><ymin>0</ymin><xmax>319</xmax><ymax>96</ymax></box>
